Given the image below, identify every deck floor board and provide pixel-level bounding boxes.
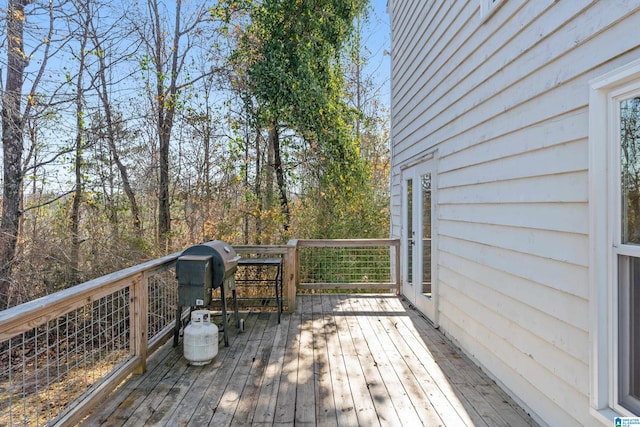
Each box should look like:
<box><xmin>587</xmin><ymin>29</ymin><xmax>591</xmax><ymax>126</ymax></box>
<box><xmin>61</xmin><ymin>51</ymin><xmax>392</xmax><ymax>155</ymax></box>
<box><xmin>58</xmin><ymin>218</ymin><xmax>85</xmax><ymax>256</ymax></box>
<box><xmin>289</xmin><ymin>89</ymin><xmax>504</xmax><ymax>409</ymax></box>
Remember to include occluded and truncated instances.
<box><xmin>251</xmin><ymin>309</ymin><xmax>291</xmax><ymax>425</ymax></box>
<box><xmin>272</xmin><ymin>299</ymin><xmax>302</xmax><ymax>425</ymax></box>
<box><xmin>321</xmin><ymin>295</ymin><xmax>359</xmax><ymax>427</ymax></box>
<box><xmin>311</xmin><ymin>295</ymin><xmax>338</xmax><ymax>427</ymax></box>
<box><xmin>83</xmin><ymin>295</ymin><xmax>538</xmax><ymax>427</ymax></box>
<box><xmin>356</xmin><ymin>296</ymin><xmax>442</xmax><ymax>426</ymax></box>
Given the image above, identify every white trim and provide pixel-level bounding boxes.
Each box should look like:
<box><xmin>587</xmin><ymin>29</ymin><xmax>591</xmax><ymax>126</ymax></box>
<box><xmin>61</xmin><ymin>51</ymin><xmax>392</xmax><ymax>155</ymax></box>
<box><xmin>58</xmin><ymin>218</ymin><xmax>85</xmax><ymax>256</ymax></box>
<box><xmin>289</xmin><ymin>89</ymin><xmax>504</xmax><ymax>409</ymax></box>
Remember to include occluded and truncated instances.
<box><xmin>400</xmin><ymin>153</ymin><xmax>440</xmax><ymax>327</ymax></box>
<box><xmin>399</xmin><ymin>151</ymin><xmax>436</xmax><ymax>171</ymax></box>
<box><xmin>588</xmin><ymin>65</ymin><xmax>610</xmax><ymax>413</ymax></box>
<box><xmin>590</xmin><ymin>59</ymin><xmax>640</xmax><ymax>92</ymax></box>
<box><xmin>432</xmin><ymin>156</ymin><xmax>440</xmax><ymax>328</ymax></box>
<box><xmin>615</xmin><ymin>244</ymin><xmax>640</xmax><ymax>258</ymax></box>
<box><xmin>589</xmin><ymin>58</ymin><xmax>640</xmax><ymax>420</ymax></box>
<box><xmin>400</xmin><ymin>171</ymin><xmax>412</xmax><ymax>300</ymax></box>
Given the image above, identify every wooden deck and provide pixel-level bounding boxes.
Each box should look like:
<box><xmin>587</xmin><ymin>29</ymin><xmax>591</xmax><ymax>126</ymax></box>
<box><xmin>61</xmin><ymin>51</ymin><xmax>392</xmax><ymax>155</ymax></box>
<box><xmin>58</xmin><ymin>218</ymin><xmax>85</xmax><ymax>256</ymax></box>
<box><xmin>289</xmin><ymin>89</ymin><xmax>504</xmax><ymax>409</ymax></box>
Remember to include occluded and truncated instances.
<box><xmin>82</xmin><ymin>295</ymin><xmax>537</xmax><ymax>426</ymax></box>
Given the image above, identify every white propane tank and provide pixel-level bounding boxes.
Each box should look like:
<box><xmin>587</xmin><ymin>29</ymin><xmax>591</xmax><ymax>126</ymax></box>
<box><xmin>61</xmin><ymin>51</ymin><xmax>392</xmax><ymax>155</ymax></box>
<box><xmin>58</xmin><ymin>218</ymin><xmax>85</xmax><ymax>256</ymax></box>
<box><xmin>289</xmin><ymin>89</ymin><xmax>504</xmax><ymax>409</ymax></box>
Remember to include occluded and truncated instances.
<box><xmin>183</xmin><ymin>310</ymin><xmax>218</xmax><ymax>365</ymax></box>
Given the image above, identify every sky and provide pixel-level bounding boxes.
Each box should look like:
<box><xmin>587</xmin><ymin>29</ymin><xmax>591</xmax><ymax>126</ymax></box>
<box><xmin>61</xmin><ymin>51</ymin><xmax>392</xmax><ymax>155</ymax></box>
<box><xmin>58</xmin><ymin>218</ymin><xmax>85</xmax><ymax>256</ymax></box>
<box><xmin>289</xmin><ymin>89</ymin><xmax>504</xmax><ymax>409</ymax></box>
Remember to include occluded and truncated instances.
<box><xmin>364</xmin><ymin>0</ymin><xmax>391</xmax><ymax>107</ymax></box>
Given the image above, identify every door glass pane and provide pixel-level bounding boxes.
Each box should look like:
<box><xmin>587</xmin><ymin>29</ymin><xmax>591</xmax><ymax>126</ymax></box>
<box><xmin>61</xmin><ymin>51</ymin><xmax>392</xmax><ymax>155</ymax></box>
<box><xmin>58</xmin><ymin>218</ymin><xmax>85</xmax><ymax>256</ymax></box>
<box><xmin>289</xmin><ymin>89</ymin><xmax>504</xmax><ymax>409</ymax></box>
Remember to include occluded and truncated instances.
<box><xmin>422</xmin><ymin>173</ymin><xmax>432</xmax><ymax>297</ymax></box>
<box><xmin>619</xmin><ymin>255</ymin><xmax>640</xmax><ymax>414</ymax></box>
<box><xmin>621</xmin><ymin>97</ymin><xmax>640</xmax><ymax>244</ymax></box>
<box><xmin>406</xmin><ymin>179</ymin><xmax>413</xmax><ymax>285</ymax></box>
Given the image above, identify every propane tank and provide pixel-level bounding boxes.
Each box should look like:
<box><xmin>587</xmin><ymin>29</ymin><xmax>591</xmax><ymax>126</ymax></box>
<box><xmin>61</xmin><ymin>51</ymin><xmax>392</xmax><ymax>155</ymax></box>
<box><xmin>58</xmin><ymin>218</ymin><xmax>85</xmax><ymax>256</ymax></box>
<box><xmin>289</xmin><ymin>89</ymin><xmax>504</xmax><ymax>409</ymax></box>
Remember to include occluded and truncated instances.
<box><xmin>183</xmin><ymin>310</ymin><xmax>218</xmax><ymax>365</ymax></box>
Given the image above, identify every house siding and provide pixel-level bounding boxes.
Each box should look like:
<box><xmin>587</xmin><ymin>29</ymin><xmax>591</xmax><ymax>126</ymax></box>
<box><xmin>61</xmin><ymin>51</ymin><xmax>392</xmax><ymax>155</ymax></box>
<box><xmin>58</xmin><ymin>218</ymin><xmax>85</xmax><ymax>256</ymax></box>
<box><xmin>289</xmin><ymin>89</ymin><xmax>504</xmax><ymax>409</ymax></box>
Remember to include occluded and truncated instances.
<box><xmin>389</xmin><ymin>0</ymin><xmax>640</xmax><ymax>425</ymax></box>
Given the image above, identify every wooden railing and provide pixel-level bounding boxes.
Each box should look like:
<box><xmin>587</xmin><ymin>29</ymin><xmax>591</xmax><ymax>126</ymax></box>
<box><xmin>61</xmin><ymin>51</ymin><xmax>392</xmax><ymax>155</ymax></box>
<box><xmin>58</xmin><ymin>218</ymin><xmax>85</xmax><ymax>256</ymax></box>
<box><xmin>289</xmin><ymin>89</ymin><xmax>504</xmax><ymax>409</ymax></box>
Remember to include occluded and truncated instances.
<box><xmin>0</xmin><ymin>252</ymin><xmax>181</xmax><ymax>427</ymax></box>
<box><xmin>236</xmin><ymin>239</ymin><xmax>401</xmax><ymax>312</ymax></box>
<box><xmin>0</xmin><ymin>239</ymin><xmax>400</xmax><ymax>426</ymax></box>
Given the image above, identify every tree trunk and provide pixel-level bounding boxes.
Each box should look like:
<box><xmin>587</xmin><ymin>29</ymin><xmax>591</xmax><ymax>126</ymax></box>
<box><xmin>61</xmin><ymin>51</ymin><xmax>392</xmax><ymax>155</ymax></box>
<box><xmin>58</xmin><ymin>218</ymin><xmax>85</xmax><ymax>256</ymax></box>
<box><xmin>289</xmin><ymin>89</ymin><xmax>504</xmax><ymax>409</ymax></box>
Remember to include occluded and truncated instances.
<box><xmin>91</xmin><ymin>28</ymin><xmax>142</xmax><ymax>236</ymax></box>
<box><xmin>104</xmin><ymin>112</ymin><xmax>142</xmax><ymax>236</ymax></box>
<box><xmin>151</xmin><ymin>0</ymin><xmax>182</xmax><ymax>248</ymax></box>
<box><xmin>264</xmin><ymin>129</ymin><xmax>274</xmax><ymax>244</ymax></box>
<box><xmin>70</xmin><ymin>134</ymin><xmax>82</xmax><ymax>284</ymax></box>
<box><xmin>158</xmin><ymin>127</ymin><xmax>171</xmax><ymax>245</ymax></box>
<box><xmin>253</xmin><ymin>130</ymin><xmax>262</xmax><ymax>244</ymax></box>
<box><xmin>268</xmin><ymin>124</ymin><xmax>290</xmax><ymax>231</ymax></box>
<box><xmin>70</xmin><ymin>2</ymin><xmax>91</xmax><ymax>285</ymax></box>
<box><xmin>70</xmin><ymin>99</ymin><xmax>83</xmax><ymax>285</ymax></box>
<box><xmin>242</xmin><ymin>119</ymin><xmax>250</xmax><ymax>244</ymax></box>
<box><xmin>203</xmin><ymin>102</ymin><xmax>212</xmax><ymax>241</ymax></box>
<box><xmin>0</xmin><ymin>0</ymin><xmax>30</xmax><ymax>307</ymax></box>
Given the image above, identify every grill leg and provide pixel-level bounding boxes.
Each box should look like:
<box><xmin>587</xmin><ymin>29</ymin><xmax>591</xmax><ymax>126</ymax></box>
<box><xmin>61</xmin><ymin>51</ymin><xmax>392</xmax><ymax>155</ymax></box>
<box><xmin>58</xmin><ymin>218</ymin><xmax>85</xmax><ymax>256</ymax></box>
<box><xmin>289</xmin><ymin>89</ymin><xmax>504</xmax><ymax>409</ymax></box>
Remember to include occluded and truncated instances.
<box><xmin>220</xmin><ymin>285</ymin><xmax>229</xmax><ymax>347</ymax></box>
<box><xmin>276</xmin><ymin>265</ymin><xmax>282</xmax><ymax>324</ymax></box>
<box><xmin>173</xmin><ymin>305</ymin><xmax>182</xmax><ymax>347</ymax></box>
<box><xmin>232</xmin><ymin>288</ymin><xmax>240</xmax><ymax>328</ymax></box>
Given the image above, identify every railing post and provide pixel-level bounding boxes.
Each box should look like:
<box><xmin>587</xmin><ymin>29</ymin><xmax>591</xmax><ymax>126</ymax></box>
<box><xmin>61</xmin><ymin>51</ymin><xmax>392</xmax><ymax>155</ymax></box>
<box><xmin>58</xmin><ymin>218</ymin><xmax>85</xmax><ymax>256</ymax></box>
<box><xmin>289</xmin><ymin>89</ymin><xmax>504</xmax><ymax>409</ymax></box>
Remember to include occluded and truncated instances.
<box><xmin>285</xmin><ymin>239</ymin><xmax>299</xmax><ymax>313</ymax></box>
<box><xmin>131</xmin><ymin>272</ymin><xmax>149</xmax><ymax>374</ymax></box>
<box><xmin>394</xmin><ymin>239</ymin><xmax>401</xmax><ymax>295</ymax></box>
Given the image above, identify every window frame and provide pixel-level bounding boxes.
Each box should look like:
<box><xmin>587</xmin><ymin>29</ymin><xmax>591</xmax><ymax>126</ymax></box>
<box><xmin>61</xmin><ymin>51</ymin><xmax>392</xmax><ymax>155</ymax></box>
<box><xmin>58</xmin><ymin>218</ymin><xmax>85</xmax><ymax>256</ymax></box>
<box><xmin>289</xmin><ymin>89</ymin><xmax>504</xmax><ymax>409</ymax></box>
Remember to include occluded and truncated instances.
<box><xmin>618</xmin><ymin>255</ymin><xmax>640</xmax><ymax>413</ymax></box>
<box><xmin>589</xmin><ymin>58</ymin><xmax>640</xmax><ymax>421</ymax></box>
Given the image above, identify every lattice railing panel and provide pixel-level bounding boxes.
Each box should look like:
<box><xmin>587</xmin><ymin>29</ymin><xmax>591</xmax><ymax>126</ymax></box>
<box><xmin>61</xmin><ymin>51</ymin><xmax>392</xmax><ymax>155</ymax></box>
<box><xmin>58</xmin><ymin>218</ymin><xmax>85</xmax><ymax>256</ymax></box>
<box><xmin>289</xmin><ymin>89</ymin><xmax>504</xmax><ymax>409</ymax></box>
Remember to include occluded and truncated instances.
<box><xmin>147</xmin><ymin>269</ymin><xmax>178</xmax><ymax>341</ymax></box>
<box><xmin>298</xmin><ymin>245</ymin><xmax>394</xmax><ymax>289</ymax></box>
<box><xmin>0</xmin><ymin>288</ymin><xmax>131</xmax><ymax>426</ymax></box>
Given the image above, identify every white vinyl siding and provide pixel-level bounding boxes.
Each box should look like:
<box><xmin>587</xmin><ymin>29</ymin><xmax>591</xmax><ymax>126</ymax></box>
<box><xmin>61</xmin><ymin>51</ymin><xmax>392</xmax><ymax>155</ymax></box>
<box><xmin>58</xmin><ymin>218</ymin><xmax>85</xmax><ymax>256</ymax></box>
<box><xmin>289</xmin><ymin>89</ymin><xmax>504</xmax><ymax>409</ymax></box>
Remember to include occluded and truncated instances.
<box><xmin>481</xmin><ymin>0</ymin><xmax>505</xmax><ymax>21</ymax></box>
<box><xmin>388</xmin><ymin>0</ymin><xmax>640</xmax><ymax>425</ymax></box>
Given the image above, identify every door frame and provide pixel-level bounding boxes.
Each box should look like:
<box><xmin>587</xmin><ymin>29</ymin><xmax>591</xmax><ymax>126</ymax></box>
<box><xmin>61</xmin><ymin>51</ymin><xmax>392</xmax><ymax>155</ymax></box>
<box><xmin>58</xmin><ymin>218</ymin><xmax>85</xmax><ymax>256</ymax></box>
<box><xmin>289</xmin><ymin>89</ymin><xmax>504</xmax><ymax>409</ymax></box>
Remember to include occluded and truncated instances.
<box><xmin>401</xmin><ymin>154</ymin><xmax>439</xmax><ymax>326</ymax></box>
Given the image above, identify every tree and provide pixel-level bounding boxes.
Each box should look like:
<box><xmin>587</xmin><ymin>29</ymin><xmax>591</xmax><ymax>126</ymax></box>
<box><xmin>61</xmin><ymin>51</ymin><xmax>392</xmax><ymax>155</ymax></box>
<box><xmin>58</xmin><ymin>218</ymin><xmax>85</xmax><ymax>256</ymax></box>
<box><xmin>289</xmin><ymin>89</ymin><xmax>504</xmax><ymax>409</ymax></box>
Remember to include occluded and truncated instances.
<box><xmin>0</xmin><ymin>0</ymin><xmax>62</xmax><ymax>305</ymax></box>
<box><xmin>223</xmin><ymin>0</ymin><xmax>369</xmax><ymax>234</ymax></box>
<box><xmin>87</xmin><ymin>9</ymin><xmax>143</xmax><ymax>237</ymax></box>
<box><xmin>342</xmin><ymin>7</ymin><xmax>390</xmax><ymax>236</ymax></box>
<box><xmin>133</xmin><ymin>0</ymin><xmax>213</xmax><ymax>249</ymax></box>
<box><xmin>0</xmin><ymin>0</ymin><xmax>30</xmax><ymax>305</ymax></box>
<box><xmin>68</xmin><ymin>0</ymin><xmax>91</xmax><ymax>284</ymax></box>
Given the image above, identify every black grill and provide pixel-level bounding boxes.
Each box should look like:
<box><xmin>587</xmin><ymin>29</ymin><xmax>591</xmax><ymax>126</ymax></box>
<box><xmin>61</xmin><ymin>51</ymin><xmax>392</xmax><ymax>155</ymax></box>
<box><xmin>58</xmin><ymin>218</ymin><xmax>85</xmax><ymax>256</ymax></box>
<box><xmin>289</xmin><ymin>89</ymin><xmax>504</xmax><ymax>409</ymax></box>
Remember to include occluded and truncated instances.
<box><xmin>174</xmin><ymin>240</ymin><xmax>241</xmax><ymax>347</ymax></box>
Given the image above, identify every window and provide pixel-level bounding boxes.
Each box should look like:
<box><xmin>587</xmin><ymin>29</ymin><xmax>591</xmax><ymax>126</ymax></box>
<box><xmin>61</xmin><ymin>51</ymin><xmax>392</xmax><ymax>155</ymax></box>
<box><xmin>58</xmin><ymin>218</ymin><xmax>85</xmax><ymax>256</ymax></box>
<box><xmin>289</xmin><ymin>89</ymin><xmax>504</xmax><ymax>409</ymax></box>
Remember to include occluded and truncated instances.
<box><xmin>590</xmin><ymin>59</ymin><xmax>640</xmax><ymax>420</ymax></box>
<box><xmin>618</xmin><ymin>96</ymin><xmax>640</xmax><ymax>414</ymax></box>
<box><xmin>619</xmin><ymin>255</ymin><xmax>640</xmax><ymax>413</ymax></box>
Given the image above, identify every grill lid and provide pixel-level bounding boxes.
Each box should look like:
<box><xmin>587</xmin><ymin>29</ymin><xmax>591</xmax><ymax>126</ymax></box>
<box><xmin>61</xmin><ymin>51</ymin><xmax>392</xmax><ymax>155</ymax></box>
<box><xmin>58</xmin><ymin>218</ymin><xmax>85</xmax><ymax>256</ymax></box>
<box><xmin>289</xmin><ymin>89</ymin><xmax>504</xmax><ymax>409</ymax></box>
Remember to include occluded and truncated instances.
<box><xmin>180</xmin><ymin>240</ymin><xmax>240</xmax><ymax>287</ymax></box>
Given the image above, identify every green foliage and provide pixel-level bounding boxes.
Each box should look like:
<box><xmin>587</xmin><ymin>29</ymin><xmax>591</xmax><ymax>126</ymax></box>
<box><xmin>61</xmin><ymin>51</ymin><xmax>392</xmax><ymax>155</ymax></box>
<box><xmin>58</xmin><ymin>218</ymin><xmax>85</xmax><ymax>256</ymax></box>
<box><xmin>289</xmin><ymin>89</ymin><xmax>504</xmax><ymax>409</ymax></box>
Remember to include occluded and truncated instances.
<box><xmin>295</xmin><ymin>160</ymin><xmax>389</xmax><ymax>239</ymax></box>
<box><xmin>221</xmin><ymin>0</ymin><xmax>380</xmax><ymax>239</ymax></box>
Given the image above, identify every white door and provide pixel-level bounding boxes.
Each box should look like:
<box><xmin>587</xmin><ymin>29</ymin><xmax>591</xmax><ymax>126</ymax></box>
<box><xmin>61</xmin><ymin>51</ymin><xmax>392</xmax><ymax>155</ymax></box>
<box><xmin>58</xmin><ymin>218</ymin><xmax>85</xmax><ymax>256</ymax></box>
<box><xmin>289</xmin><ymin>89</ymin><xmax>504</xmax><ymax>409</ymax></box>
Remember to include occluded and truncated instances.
<box><xmin>402</xmin><ymin>158</ymin><xmax>438</xmax><ymax>324</ymax></box>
